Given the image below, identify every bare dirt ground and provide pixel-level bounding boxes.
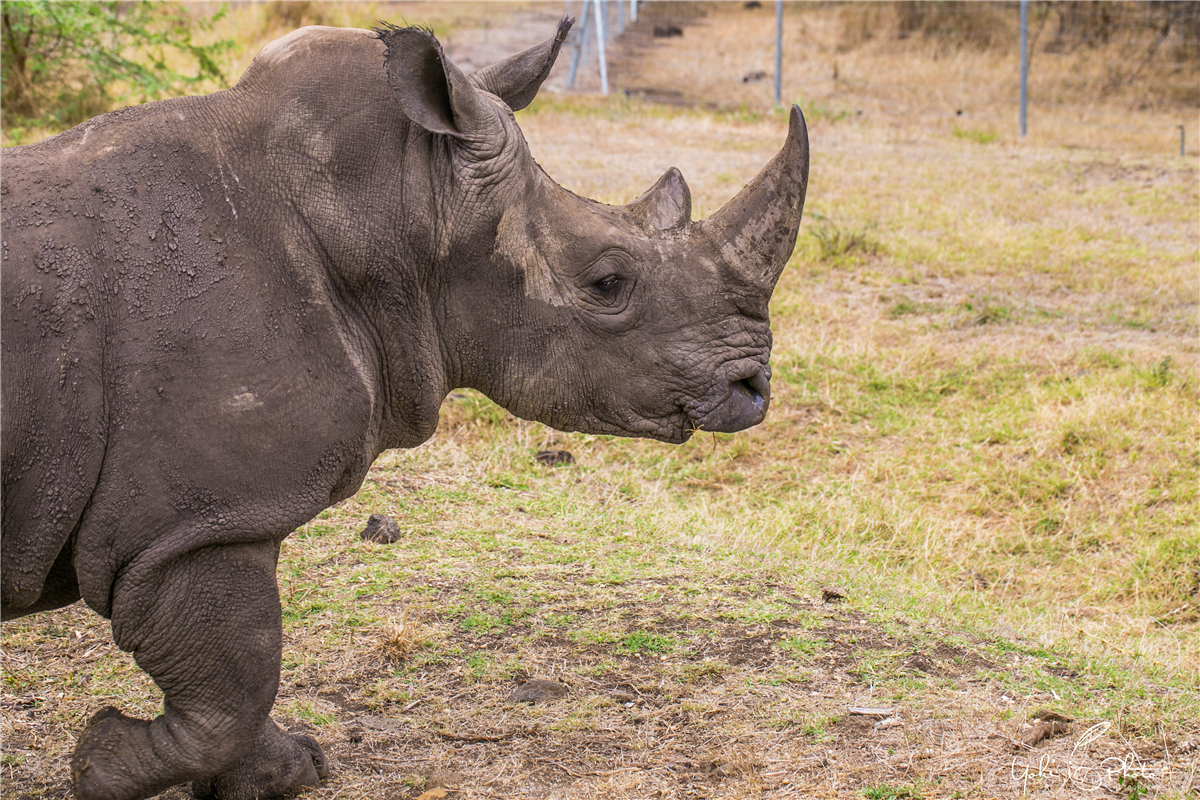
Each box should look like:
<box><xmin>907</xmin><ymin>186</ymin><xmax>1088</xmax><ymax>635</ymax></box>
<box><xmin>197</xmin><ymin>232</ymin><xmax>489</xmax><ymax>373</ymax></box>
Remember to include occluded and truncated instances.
<box><xmin>3</xmin><ymin>3</ymin><xmax>1197</xmax><ymax>799</ymax></box>
<box><xmin>5</xmin><ymin>475</ymin><xmax>1194</xmax><ymax>799</ymax></box>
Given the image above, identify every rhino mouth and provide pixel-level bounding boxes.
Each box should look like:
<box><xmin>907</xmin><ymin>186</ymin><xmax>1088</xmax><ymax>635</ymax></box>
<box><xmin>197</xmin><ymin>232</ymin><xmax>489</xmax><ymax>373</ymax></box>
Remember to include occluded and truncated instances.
<box><xmin>576</xmin><ymin>361</ymin><xmax>772</xmax><ymax>444</ymax></box>
<box><xmin>688</xmin><ymin>361</ymin><xmax>772</xmax><ymax>436</ymax></box>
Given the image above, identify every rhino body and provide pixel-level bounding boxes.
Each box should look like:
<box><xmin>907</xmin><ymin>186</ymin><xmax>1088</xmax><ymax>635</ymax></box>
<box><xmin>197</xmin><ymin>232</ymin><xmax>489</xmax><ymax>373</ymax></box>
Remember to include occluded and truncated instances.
<box><xmin>1</xmin><ymin>21</ymin><xmax>807</xmax><ymax>800</ymax></box>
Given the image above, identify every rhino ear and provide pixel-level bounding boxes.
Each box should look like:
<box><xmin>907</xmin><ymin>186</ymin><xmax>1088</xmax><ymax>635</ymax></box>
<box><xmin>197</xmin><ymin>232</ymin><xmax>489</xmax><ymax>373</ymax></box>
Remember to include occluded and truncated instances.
<box><xmin>469</xmin><ymin>18</ymin><xmax>573</xmax><ymax>111</ymax></box>
<box><xmin>376</xmin><ymin>24</ymin><xmax>495</xmax><ymax>139</ymax></box>
<box><xmin>627</xmin><ymin>167</ymin><xmax>692</xmax><ymax>231</ymax></box>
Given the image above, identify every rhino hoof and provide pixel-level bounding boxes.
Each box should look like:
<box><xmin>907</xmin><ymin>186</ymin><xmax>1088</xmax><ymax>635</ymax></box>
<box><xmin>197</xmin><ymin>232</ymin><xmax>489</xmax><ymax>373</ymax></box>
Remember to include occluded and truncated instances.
<box><xmin>358</xmin><ymin>513</ymin><xmax>402</xmax><ymax>543</ymax></box>
<box><xmin>192</xmin><ymin>724</ymin><xmax>328</xmax><ymax>800</ymax></box>
<box><xmin>72</xmin><ymin>707</ymin><xmax>152</xmax><ymax>800</ymax></box>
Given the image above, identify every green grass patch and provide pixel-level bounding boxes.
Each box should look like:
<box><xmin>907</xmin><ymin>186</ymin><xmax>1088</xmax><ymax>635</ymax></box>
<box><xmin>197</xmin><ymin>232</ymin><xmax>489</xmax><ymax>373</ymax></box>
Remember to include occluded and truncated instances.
<box><xmin>779</xmin><ymin>635</ymin><xmax>830</xmax><ymax>660</ymax></box>
<box><xmin>951</xmin><ymin>124</ymin><xmax>997</xmax><ymax>143</ymax></box>
<box><xmin>616</xmin><ymin>631</ymin><xmax>678</xmax><ymax>656</ymax></box>
<box><xmin>804</xmin><ymin>212</ymin><xmax>883</xmax><ymax>266</ymax></box>
<box><xmin>863</xmin><ymin>785</ymin><xmax>924</xmax><ymax>800</ymax></box>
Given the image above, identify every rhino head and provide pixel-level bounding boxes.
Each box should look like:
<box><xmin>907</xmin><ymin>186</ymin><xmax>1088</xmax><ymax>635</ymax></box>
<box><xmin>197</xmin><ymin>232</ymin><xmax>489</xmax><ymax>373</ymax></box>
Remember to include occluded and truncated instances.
<box><xmin>378</xmin><ymin>20</ymin><xmax>808</xmax><ymax>444</ymax></box>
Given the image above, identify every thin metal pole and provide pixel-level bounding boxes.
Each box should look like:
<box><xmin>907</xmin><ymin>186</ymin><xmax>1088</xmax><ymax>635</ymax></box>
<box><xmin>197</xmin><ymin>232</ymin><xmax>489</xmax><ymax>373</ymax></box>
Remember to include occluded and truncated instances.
<box><xmin>617</xmin><ymin>0</ymin><xmax>624</xmax><ymax>33</ymax></box>
<box><xmin>568</xmin><ymin>0</ymin><xmax>592</xmax><ymax>89</ymax></box>
<box><xmin>1180</xmin><ymin>124</ymin><xmax>1186</xmax><ymax>156</ymax></box>
<box><xmin>774</xmin><ymin>0</ymin><xmax>783</xmax><ymax>105</ymax></box>
<box><xmin>630</xmin><ymin>0</ymin><xmax>636</xmax><ymax>23</ymax></box>
<box><xmin>595</xmin><ymin>0</ymin><xmax>609</xmax><ymax>95</ymax></box>
<box><xmin>1019</xmin><ymin>0</ymin><xmax>1028</xmax><ymax>137</ymax></box>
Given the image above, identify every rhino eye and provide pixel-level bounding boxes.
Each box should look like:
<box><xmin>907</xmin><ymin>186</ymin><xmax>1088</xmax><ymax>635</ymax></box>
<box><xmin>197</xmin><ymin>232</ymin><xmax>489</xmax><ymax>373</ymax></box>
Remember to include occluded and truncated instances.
<box><xmin>580</xmin><ymin>251</ymin><xmax>633</xmax><ymax>315</ymax></box>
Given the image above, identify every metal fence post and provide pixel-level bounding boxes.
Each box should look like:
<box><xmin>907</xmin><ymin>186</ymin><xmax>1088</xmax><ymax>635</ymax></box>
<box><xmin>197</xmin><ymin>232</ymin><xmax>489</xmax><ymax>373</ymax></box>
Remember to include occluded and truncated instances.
<box><xmin>630</xmin><ymin>0</ymin><xmax>637</xmax><ymax>23</ymax></box>
<box><xmin>775</xmin><ymin>0</ymin><xmax>783</xmax><ymax>106</ymax></box>
<box><xmin>595</xmin><ymin>0</ymin><xmax>609</xmax><ymax>95</ymax></box>
<box><xmin>1020</xmin><ymin>0</ymin><xmax>1028</xmax><ymax>137</ymax></box>
<box><xmin>568</xmin><ymin>0</ymin><xmax>592</xmax><ymax>89</ymax></box>
<box><xmin>1180</xmin><ymin>124</ymin><xmax>1186</xmax><ymax>156</ymax></box>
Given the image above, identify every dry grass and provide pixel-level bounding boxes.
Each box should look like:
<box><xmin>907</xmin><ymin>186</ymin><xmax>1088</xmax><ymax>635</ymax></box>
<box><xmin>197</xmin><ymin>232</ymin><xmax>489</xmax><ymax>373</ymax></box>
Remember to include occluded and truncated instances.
<box><xmin>3</xmin><ymin>3</ymin><xmax>1198</xmax><ymax>799</ymax></box>
<box><xmin>378</xmin><ymin>606</ymin><xmax>436</xmax><ymax>663</ymax></box>
<box><xmin>4</xmin><ymin>414</ymin><xmax>1197</xmax><ymax>798</ymax></box>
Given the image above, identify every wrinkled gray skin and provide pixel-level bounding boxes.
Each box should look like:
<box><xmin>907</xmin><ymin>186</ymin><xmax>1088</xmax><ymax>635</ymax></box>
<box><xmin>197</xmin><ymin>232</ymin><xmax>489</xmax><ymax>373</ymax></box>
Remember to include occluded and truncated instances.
<box><xmin>1</xmin><ymin>19</ymin><xmax>808</xmax><ymax>800</ymax></box>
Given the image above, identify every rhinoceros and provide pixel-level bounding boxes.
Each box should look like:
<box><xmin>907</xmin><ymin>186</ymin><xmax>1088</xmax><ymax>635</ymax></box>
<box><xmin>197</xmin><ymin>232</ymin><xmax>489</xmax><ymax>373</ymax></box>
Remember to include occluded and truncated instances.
<box><xmin>0</xmin><ymin>19</ymin><xmax>808</xmax><ymax>800</ymax></box>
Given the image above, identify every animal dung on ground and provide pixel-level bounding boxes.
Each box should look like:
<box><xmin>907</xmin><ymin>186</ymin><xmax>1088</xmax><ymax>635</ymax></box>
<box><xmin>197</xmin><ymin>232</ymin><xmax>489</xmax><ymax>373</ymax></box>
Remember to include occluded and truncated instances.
<box><xmin>743</xmin><ymin>71</ymin><xmax>768</xmax><ymax>83</ymax></box>
<box><xmin>535</xmin><ymin>449</ymin><xmax>574</xmax><ymax>467</ymax></box>
<box><xmin>507</xmin><ymin>679</ymin><xmax>568</xmax><ymax>704</ymax></box>
<box><xmin>654</xmin><ymin>24</ymin><xmax>683</xmax><ymax>38</ymax></box>
<box><xmin>821</xmin><ymin>586</ymin><xmax>848</xmax><ymax>603</ymax></box>
<box><xmin>359</xmin><ymin>513</ymin><xmax>402</xmax><ymax>543</ymax></box>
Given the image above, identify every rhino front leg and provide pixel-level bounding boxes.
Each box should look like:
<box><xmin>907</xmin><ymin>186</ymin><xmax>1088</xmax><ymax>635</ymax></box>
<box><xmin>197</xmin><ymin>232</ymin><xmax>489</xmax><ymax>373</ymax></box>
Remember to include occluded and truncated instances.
<box><xmin>71</xmin><ymin>539</ymin><xmax>327</xmax><ymax>800</ymax></box>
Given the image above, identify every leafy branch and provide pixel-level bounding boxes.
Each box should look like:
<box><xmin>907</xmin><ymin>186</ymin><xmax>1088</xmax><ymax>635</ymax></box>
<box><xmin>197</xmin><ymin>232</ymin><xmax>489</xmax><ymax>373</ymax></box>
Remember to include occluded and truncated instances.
<box><xmin>1</xmin><ymin>1</ymin><xmax>232</xmax><ymax>135</ymax></box>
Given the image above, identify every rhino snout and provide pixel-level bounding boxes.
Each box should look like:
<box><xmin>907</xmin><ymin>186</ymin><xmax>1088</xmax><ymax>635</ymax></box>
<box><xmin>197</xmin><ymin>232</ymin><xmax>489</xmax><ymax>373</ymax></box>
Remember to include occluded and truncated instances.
<box><xmin>695</xmin><ymin>362</ymin><xmax>771</xmax><ymax>434</ymax></box>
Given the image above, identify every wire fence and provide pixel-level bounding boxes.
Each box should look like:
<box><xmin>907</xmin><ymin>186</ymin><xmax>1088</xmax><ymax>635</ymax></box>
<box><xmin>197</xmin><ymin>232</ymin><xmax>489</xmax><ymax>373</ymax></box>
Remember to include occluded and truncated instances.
<box><xmin>559</xmin><ymin>1</ymin><xmax>1196</xmax><ymax>155</ymax></box>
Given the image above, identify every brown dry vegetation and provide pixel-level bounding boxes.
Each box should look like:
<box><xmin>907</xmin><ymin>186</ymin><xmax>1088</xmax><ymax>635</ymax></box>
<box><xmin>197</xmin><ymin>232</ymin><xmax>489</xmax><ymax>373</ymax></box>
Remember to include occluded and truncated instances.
<box><xmin>2</xmin><ymin>3</ymin><xmax>1198</xmax><ymax>799</ymax></box>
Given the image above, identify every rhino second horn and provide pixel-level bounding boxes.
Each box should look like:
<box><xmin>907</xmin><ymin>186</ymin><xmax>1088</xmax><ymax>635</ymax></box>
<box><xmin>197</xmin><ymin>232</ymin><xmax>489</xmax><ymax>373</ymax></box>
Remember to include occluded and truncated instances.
<box><xmin>627</xmin><ymin>167</ymin><xmax>692</xmax><ymax>231</ymax></box>
<box><xmin>700</xmin><ymin>104</ymin><xmax>810</xmax><ymax>291</ymax></box>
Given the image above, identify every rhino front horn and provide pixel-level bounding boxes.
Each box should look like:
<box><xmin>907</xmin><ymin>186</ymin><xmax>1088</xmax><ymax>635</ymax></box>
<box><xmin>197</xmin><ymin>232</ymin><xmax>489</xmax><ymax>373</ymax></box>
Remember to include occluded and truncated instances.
<box><xmin>700</xmin><ymin>104</ymin><xmax>809</xmax><ymax>292</ymax></box>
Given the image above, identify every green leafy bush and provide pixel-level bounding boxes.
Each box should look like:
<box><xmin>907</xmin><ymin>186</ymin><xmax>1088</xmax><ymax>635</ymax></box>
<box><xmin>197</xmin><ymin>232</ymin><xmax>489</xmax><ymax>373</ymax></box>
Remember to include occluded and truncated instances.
<box><xmin>1</xmin><ymin>1</ymin><xmax>231</xmax><ymax>139</ymax></box>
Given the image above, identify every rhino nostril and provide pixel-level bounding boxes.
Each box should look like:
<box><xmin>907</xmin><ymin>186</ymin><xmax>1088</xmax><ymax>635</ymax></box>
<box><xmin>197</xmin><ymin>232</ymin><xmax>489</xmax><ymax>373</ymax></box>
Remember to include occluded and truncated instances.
<box><xmin>737</xmin><ymin>378</ymin><xmax>761</xmax><ymax>404</ymax></box>
<box><xmin>735</xmin><ymin>371</ymin><xmax>770</xmax><ymax>413</ymax></box>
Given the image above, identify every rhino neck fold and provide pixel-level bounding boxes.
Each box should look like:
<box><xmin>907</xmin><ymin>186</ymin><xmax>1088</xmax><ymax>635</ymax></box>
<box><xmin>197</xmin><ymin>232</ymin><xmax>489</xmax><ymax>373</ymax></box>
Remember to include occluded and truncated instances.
<box><xmin>279</xmin><ymin>176</ymin><xmax>453</xmax><ymax>455</ymax></box>
<box><xmin>430</xmin><ymin>167</ymin><xmax>557</xmax><ymax>419</ymax></box>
